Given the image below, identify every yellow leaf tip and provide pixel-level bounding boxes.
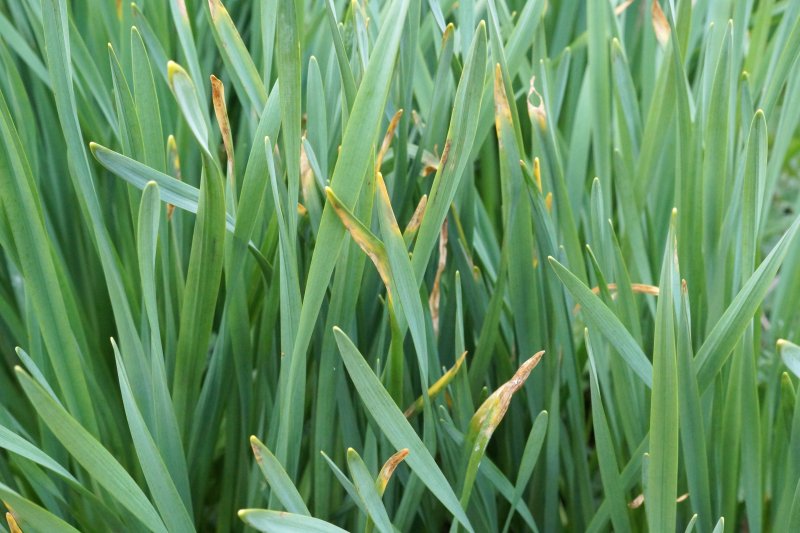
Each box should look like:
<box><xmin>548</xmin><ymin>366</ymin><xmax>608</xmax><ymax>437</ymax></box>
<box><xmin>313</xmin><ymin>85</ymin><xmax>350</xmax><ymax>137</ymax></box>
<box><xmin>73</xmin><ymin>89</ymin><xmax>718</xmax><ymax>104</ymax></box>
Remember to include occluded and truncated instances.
<box><xmin>167</xmin><ymin>61</ymin><xmax>185</xmax><ymax>84</ymax></box>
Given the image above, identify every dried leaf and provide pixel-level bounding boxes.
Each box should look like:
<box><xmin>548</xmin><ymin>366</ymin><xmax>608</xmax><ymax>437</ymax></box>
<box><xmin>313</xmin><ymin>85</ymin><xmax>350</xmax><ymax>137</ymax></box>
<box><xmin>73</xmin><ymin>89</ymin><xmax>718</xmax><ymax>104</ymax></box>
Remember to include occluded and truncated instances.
<box><xmin>376</xmin><ymin>109</ymin><xmax>404</xmax><ymax>173</ymax></box>
<box><xmin>651</xmin><ymin>0</ymin><xmax>671</xmax><ymax>46</ymax></box>
<box><xmin>210</xmin><ymin>75</ymin><xmax>235</xmax><ymax>181</ymax></box>
<box><xmin>376</xmin><ymin>449</ymin><xmax>409</xmax><ymax>495</ymax></box>
<box><xmin>428</xmin><ymin>220</ymin><xmax>449</xmax><ymax>336</ymax></box>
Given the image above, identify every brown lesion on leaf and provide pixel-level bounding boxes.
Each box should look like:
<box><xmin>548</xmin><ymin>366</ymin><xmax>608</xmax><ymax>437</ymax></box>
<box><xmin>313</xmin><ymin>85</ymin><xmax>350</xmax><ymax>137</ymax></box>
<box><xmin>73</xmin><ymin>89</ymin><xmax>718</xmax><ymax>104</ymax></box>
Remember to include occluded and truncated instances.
<box><xmin>403</xmin><ymin>195</ymin><xmax>428</xmax><ymax>241</ymax></box>
<box><xmin>469</xmin><ymin>351</ymin><xmax>545</xmax><ymax>445</ymax></box>
<box><xmin>210</xmin><ymin>75</ymin><xmax>235</xmax><ymax>185</ymax></box>
<box><xmin>428</xmin><ymin>220</ymin><xmax>449</xmax><ymax>337</ymax></box>
<box><xmin>439</xmin><ymin>139</ymin><xmax>452</xmax><ymax>171</ymax></box>
<box><xmin>376</xmin><ymin>449</ymin><xmax>409</xmax><ymax>495</ymax></box>
<box><xmin>651</xmin><ymin>0</ymin><xmax>671</xmax><ymax>46</ymax></box>
<box><xmin>376</xmin><ymin>109</ymin><xmax>404</xmax><ymax>174</ymax></box>
<box><xmin>572</xmin><ymin>283</ymin><xmax>660</xmax><ymax>313</ymax></box>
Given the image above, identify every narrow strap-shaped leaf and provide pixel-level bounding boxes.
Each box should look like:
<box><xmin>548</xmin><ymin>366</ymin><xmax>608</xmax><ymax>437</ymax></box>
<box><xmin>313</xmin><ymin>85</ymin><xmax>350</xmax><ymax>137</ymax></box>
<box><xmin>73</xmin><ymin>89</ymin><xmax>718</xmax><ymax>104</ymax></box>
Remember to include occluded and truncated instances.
<box><xmin>501</xmin><ymin>410</ymin><xmax>547</xmax><ymax>533</ymax></box>
<box><xmin>168</xmin><ymin>63</ymin><xmax>227</xmax><ymax>434</ymax></box>
<box><xmin>15</xmin><ymin>368</ymin><xmax>167</xmax><ymax>533</ymax></box>
<box><xmin>207</xmin><ymin>0</ymin><xmax>268</xmax><ymax>113</ymax></box>
<box><xmin>113</xmin><ymin>339</ymin><xmax>195</xmax><ymax>533</ymax></box>
<box><xmin>137</xmin><ymin>182</ymin><xmax>193</xmax><ymax>513</ymax></box>
<box><xmin>283</xmin><ymin>0</ymin><xmax>411</xmax><ymax>477</ymax></box>
<box><xmin>647</xmin><ymin>210</ymin><xmax>680</xmax><ymax>533</ymax></box>
<box><xmin>0</xmin><ymin>483</ymin><xmax>80</xmax><ymax>533</ymax></box>
<box><xmin>334</xmin><ymin>327</ymin><xmax>473</xmax><ymax>531</ymax></box>
<box><xmin>549</xmin><ymin>257</ymin><xmax>653</xmax><ymax>387</ymax></box>
<box><xmin>250</xmin><ymin>436</ymin><xmax>310</xmax><ymax>515</ymax></box>
<box><xmin>0</xmin><ymin>88</ymin><xmax>97</xmax><ymax>432</ymax></box>
<box><xmin>0</xmin><ymin>424</ymin><xmax>76</xmax><ymax>483</ymax></box>
<box><xmin>239</xmin><ymin>509</ymin><xmax>348</xmax><ymax>532</ymax></box>
<box><xmin>695</xmin><ymin>214</ymin><xmax>800</xmax><ymax>389</ymax></box>
<box><xmin>320</xmin><ymin>450</ymin><xmax>367</xmax><ymax>515</ymax></box>
<box><xmin>412</xmin><ymin>22</ymin><xmax>487</xmax><ymax>282</ymax></box>
<box><xmin>587</xmin><ymin>331</ymin><xmax>631</xmax><ymax>533</ymax></box>
<box><xmin>347</xmin><ymin>448</ymin><xmax>394</xmax><ymax>533</ymax></box>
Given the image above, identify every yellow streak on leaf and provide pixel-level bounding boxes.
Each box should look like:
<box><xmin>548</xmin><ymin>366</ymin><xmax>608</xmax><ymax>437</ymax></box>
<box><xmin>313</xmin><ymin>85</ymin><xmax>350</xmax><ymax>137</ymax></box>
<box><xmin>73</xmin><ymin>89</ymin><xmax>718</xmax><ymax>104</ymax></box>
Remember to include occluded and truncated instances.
<box><xmin>404</xmin><ymin>351</ymin><xmax>468</xmax><ymax>417</ymax></box>
<box><xmin>326</xmin><ymin>187</ymin><xmax>393</xmax><ymax>298</ymax></box>
<box><xmin>166</xmin><ymin>135</ymin><xmax>182</xmax><ymax>220</ymax></box>
<box><xmin>494</xmin><ymin>64</ymin><xmax>511</xmax><ymax>133</ymax></box>
<box><xmin>375</xmin><ymin>172</ymin><xmax>402</xmax><ymax>235</ymax></box>
<box><xmin>5</xmin><ymin>512</ymin><xmax>22</xmax><ymax>533</ymax></box>
<box><xmin>533</xmin><ymin>157</ymin><xmax>542</xmax><ymax>192</ymax></box>
<box><xmin>572</xmin><ymin>283</ymin><xmax>660</xmax><ymax>313</ymax></box>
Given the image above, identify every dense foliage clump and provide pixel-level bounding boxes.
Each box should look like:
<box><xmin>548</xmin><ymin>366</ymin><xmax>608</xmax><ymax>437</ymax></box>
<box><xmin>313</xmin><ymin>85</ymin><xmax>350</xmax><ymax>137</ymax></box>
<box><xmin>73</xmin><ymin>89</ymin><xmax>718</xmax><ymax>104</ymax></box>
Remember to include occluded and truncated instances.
<box><xmin>1</xmin><ymin>0</ymin><xmax>800</xmax><ymax>531</ymax></box>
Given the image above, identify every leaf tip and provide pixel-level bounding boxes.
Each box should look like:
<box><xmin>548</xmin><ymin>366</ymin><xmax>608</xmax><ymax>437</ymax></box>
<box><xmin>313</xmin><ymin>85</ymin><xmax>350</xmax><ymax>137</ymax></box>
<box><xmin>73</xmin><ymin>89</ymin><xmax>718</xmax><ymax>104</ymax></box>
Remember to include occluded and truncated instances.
<box><xmin>167</xmin><ymin>61</ymin><xmax>185</xmax><ymax>85</ymax></box>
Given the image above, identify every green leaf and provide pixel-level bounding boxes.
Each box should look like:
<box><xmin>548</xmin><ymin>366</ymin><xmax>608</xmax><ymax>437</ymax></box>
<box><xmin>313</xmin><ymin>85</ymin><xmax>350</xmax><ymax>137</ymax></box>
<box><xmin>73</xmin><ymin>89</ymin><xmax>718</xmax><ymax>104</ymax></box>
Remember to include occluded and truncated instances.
<box><xmin>238</xmin><ymin>509</ymin><xmax>348</xmax><ymax>533</ymax></box>
<box><xmin>0</xmin><ymin>483</ymin><xmax>80</xmax><ymax>533</ymax></box>
<box><xmin>283</xmin><ymin>0</ymin><xmax>411</xmax><ymax>476</ymax></box>
<box><xmin>548</xmin><ymin>256</ymin><xmax>653</xmax><ymax>387</ymax></box>
<box><xmin>334</xmin><ymin>327</ymin><xmax>472</xmax><ymax>531</ymax></box>
<box><xmin>112</xmin><ymin>339</ymin><xmax>195</xmax><ymax>533</ymax></box>
<box><xmin>347</xmin><ymin>448</ymin><xmax>394</xmax><ymax>533</ymax></box>
<box><xmin>15</xmin><ymin>368</ymin><xmax>167</xmax><ymax>533</ymax></box>
<box><xmin>695</xmin><ymin>214</ymin><xmax>800</xmax><ymax>390</ymax></box>
<box><xmin>207</xmin><ymin>0</ymin><xmax>268</xmax><ymax>113</ymax></box>
<box><xmin>646</xmin><ymin>210</ymin><xmax>680</xmax><ymax>533</ymax></box>
<box><xmin>250</xmin><ymin>436</ymin><xmax>310</xmax><ymax>515</ymax></box>
<box><xmin>587</xmin><ymin>330</ymin><xmax>631</xmax><ymax>533</ymax></box>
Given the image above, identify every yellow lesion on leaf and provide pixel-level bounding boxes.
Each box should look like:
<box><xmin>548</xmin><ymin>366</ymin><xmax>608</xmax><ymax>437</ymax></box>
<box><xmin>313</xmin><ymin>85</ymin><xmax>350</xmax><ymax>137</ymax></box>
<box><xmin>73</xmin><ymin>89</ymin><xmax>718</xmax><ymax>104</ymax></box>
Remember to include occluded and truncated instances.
<box><xmin>326</xmin><ymin>187</ymin><xmax>393</xmax><ymax>301</ymax></box>
<box><xmin>466</xmin><ymin>351</ymin><xmax>545</xmax><ymax>468</ymax></box>
<box><xmin>166</xmin><ymin>135</ymin><xmax>182</xmax><ymax>220</ymax></box>
<box><xmin>404</xmin><ymin>351</ymin><xmax>468</xmax><ymax>418</ymax></box>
